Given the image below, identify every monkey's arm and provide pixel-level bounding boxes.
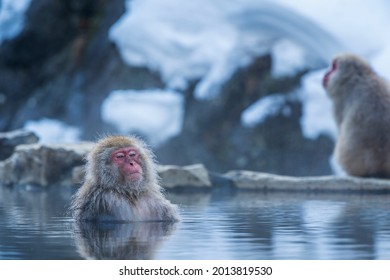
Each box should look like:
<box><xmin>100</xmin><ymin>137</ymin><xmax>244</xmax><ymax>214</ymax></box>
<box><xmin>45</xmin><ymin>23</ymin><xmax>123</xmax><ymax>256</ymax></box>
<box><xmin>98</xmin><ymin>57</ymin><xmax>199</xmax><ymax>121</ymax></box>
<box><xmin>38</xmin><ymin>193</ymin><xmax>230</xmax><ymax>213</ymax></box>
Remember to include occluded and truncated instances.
<box><xmin>72</xmin><ymin>188</ymin><xmax>118</xmax><ymax>222</ymax></box>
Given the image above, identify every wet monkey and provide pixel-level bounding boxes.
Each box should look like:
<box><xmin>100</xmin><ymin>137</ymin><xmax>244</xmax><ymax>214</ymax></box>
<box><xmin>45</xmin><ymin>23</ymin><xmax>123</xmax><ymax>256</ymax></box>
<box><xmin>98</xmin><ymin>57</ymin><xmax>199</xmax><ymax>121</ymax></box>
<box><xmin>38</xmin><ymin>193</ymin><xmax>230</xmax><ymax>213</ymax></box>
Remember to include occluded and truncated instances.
<box><xmin>323</xmin><ymin>53</ymin><xmax>390</xmax><ymax>178</ymax></box>
<box><xmin>70</xmin><ymin>135</ymin><xmax>180</xmax><ymax>222</ymax></box>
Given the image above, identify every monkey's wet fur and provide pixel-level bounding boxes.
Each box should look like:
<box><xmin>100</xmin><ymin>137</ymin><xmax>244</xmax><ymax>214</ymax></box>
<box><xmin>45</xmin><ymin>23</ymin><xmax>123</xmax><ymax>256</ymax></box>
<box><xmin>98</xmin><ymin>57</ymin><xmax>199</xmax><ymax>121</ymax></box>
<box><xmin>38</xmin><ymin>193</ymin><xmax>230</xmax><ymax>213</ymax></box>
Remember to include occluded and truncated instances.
<box><xmin>70</xmin><ymin>135</ymin><xmax>180</xmax><ymax>222</ymax></box>
<box><xmin>324</xmin><ymin>54</ymin><xmax>390</xmax><ymax>178</ymax></box>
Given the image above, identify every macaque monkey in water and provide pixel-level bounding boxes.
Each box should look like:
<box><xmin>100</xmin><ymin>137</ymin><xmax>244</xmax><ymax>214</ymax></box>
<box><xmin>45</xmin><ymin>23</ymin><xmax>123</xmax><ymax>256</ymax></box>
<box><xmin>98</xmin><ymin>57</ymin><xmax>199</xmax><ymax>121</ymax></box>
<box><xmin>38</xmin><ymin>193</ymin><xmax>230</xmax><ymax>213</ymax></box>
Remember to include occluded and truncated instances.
<box><xmin>71</xmin><ymin>135</ymin><xmax>180</xmax><ymax>222</ymax></box>
<box><xmin>323</xmin><ymin>53</ymin><xmax>390</xmax><ymax>178</ymax></box>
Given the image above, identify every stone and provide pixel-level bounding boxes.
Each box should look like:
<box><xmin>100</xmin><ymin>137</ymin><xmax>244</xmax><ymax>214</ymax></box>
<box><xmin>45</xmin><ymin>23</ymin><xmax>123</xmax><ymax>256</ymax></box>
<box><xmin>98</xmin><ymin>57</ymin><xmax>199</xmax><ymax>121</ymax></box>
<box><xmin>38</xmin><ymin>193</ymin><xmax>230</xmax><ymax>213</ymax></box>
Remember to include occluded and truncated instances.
<box><xmin>2</xmin><ymin>139</ymin><xmax>390</xmax><ymax>193</ymax></box>
<box><xmin>0</xmin><ymin>142</ymin><xmax>93</xmax><ymax>187</ymax></box>
<box><xmin>158</xmin><ymin>163</ymin><xmax>212</xmax><ymax>189</ymax></box>
<box><xmin>0</xmin><ymin>130</ymin><xmax>39</xmax><ymax>160</ymax></box>
<box><xmin>224</xmin><ymin>170</ymin><xmax>390</xmax><ymax>192</ymax></box>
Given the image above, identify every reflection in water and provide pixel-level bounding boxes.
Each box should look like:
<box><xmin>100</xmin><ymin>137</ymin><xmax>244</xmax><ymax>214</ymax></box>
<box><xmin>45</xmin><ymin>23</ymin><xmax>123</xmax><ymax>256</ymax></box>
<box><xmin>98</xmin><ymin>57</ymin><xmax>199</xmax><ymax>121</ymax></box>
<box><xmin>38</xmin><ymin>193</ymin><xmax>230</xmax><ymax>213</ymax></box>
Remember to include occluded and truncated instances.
<box><xmin>1</xmin><ymin>185</ymin><xmax>390</xmax><ymax>259</ymax></box>
<box><xmin>158</xmin><ymin>192</ymin><xmax>390</xmax><ymax>259</ymax></box>
<box><xmin>73</xmin><ymin>221</ymin><xmax>176</xmax><ymax>260</ymax></box>
<box><xmin>0</xmin><ymin>185</ymin><xmax>79</xmax><ymax>259</ymax></box>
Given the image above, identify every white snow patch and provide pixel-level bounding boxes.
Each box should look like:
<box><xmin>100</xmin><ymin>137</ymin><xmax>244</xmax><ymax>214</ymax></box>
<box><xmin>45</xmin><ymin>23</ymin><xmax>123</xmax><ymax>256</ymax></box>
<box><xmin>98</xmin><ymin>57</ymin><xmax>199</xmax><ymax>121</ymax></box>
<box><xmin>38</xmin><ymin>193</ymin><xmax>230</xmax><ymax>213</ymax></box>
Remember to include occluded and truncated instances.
<box><xmin>109</xmin><ymin>0</ymin><xmax>345</xmax><ymax>100</ymax></box>
<box><xmin>101</xmin><ymin>89</ymin><xmax>184</xmax><ymax>146</ymax></box>
<box><xmin>371</xmin><ymin>38</ymin><xmax>390</xmax><ymax>81</ymax></box>
<box><xmin>241</xmin><ymin>94</ymin><xmax>291</xmax><ymax>127</ymax></box>
<box><xmin>24</xmin><ymin>119</ymin><xmax>81</xmax><ymax>144</ymax></box>
<box><xmin>271</xmin><ymin>39</ymin><xmax>307</xmax><ymax>77</ymax></box>
<box><xmin>329</xmin><ymin>154</ymin><xmax>347</xmax><ymax>176</ymax></box>
<box><xmin>0</xmin><ymin>0</ymin><xmax>31</xmax><ymax>44</ymax></box>
<box><xmin>299</xmin><ymin>70</ymin><xmax>337</xmax><ymax>140</ymax></box>
<box><xmin>275</xmin><ymin>0</ymin><xmax>390</xmax><ymax>55</ymax></box>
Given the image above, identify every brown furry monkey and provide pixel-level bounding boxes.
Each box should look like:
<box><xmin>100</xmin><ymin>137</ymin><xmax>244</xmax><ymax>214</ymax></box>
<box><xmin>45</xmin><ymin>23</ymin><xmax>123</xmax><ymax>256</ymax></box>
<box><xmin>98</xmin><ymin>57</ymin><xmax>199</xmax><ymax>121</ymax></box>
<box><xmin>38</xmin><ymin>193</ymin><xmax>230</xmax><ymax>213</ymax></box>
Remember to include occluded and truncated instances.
<box><xmin>323</xmin><ymin>53</ymin><xmax>390</xmax><ymax>178</ymax></box>
<box><xmin>70</xmin><ymin>135</ymin><xmax>180</xmax><ymax>222</ymax></box>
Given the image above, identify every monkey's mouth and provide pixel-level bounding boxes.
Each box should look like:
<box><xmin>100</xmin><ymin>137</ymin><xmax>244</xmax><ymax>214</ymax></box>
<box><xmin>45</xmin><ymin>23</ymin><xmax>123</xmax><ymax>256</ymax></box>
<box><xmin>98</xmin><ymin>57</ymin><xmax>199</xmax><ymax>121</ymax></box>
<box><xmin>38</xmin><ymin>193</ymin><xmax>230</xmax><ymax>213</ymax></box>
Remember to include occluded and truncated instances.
<box><xmin>126</xmin><ymin>172</ymin><xmax>143</xmax><ymax>181</ymax></box>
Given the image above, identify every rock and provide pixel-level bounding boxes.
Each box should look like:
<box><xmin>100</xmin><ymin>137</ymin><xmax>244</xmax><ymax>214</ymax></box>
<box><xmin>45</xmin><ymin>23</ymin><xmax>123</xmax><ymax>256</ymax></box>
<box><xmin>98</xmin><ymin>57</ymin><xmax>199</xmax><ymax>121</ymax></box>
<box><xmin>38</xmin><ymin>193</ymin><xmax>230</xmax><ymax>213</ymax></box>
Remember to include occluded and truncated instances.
<box><xmin>2</xmin><ymin>139</ymin><xmax>390</xmax><ymax>193</ymax></box>
<box><xmin>155</xmin><ymin>55</ymin><xmax>333</xmax><ymax>176</ymax></box>
<box><xmin>0</xmin><ymin>0</ymin><xmax>163</xmax><ymax>139</ymax></box>
<box><xmin>0</xmin><ymin>143</ymin><xmax>214</xmax><ymax>188</ymax></box>
<box><xmin>224</xmin><ymin>170</ymin><xmax>390</xmax><ymax>192</ymax></box>
<box><xmin>158</xmin><ymin>164</ymin><xmax>212</xmax><ymax>189</ymax></box>
<box><xmin>0</xmin><ymin>142</ymin><xmax>93</xmax><ymax>187</ymax></box>
<box><xmin>0</xmin><ymin>130</ymin><xmax>39</xmax><ymax>160</ymax></box>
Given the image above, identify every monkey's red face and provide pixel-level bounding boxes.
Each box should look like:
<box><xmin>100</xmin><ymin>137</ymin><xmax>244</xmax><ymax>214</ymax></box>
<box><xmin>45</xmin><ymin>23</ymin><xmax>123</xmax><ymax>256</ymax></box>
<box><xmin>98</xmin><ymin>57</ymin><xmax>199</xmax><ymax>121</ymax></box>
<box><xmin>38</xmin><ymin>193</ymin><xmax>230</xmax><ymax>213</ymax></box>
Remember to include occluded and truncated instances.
<box><xmin>323</xmin><ymin>59</ymin><xmax>338</xmax><ymax>88</ymax></box>
<box><xmin>111</xmin><ymin>147</ymin><xmax>143</xmax><ymax>182</ymax></box>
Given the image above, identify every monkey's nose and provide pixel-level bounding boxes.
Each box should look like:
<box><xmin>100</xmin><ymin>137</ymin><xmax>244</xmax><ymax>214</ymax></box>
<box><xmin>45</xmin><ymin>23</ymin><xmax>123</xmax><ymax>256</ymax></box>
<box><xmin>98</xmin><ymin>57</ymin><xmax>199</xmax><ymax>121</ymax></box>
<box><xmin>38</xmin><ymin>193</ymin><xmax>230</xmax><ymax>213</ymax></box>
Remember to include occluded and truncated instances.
<box><xmin>125</xmin><ymin>157</ymin><xmax>134</xmax><ymax>165</ymax></box>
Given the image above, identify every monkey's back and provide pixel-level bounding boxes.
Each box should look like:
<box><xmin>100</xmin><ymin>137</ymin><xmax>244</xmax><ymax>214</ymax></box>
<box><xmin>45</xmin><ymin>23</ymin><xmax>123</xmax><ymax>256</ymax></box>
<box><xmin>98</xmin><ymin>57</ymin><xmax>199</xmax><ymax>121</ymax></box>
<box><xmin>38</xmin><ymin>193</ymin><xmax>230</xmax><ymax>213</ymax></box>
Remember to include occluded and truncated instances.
<box><xmin>335</xmin><ymin>80</ymin><xmax>390</xmax><ymax>177</ymax></box>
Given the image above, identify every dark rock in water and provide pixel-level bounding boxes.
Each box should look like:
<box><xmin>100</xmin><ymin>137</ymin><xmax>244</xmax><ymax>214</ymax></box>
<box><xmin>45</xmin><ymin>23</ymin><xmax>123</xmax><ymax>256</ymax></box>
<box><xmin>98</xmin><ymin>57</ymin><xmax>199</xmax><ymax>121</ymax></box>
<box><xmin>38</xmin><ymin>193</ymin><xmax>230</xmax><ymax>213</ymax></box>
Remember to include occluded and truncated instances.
<box><xmin>0</xmin><ymin>142</ymin><xmax>93</xmax><ymax>187</ymax></box>
<box><xmin>0</xmin><ymin>130</ymin><xmax>39</xmax><ymax>160</ymax></box>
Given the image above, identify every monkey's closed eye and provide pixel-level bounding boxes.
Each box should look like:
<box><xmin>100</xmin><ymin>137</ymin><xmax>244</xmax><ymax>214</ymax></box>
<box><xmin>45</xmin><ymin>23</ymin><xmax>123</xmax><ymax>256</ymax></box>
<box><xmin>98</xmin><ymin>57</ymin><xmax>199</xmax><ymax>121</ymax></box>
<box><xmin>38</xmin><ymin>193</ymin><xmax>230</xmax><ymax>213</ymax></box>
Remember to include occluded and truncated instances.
<box><xmin>129</xmin><ymin>151</ymin><xmax>136</xmax><ymax>157</ymax></box>
<box><xmin>116</xmin><ymin>153</ymin><xmax>125</xmax><ymax>159</ymax></box>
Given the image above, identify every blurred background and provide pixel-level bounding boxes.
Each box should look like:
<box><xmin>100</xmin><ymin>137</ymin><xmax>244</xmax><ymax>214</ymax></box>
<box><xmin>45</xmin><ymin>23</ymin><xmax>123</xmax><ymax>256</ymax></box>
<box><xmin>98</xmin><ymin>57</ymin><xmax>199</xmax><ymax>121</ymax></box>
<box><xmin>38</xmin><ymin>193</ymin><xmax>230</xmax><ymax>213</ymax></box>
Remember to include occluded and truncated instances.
<box><xmin>1</xmin><ymin>0</ymin><xmax>389</xmax><ymax>176</ymax></box>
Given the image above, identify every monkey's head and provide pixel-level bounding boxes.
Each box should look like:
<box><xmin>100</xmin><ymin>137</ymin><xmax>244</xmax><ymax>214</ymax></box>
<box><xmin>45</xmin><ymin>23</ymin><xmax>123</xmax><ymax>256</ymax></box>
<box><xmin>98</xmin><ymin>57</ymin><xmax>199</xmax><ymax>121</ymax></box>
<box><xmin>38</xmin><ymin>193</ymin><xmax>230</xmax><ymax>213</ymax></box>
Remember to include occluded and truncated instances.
<box><xmin>86</xmin><ymin>135</ymin><xmax>159</xmax><ymax>193</ymax></box>
<box><xmin>323</xmin><ymin>53</ymin><xmax>374</xmax><ymax>95</ymax></box>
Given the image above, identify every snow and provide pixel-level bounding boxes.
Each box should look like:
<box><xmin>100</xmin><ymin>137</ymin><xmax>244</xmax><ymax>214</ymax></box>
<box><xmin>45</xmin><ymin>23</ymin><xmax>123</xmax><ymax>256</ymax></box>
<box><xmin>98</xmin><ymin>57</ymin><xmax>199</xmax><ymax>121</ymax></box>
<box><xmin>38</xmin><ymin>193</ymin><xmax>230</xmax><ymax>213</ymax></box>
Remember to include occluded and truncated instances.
<box><xmin>299</xmin><ymin>70</ymin><xmax>337</xmax><ymax>140</ymax></box>
<box><xmin>110</xmin><ymin>0</ymin><xmax>344</xmax><ymax>99</ymax></box>
<box><xmin>101</xmin><ymin>89</ymin><xmax>184</xmax><ymax>146</ymax></box>
<box><xmin>109</xmin><ymin>0</ymin><xmax>390</xmax><ymax>143</ymax></box>
<box><xmin>0</xmin><ymin>0</ymin><xmax>31</xmax><ymax>44</ymax></box>
<box><xmin>24</xmin><ymin>119</ymin><xmax>81</xmax><ymax>144</ymax></box>
<box><xmin>372</xmin><ymin>38</ymin><xmax>390</xmax><ymax>79</ymax></box>
<box><xmin>241</xmin><ymin>94</ymin><xmax>292</xmax><ymax>127</ymax></box>
<box><xmin>271</xmin><ymin>40</ymin><xmax>307</xmax><ymax>78</ymax></box>
<box><xmin>110</xmin><ymin>0</ymin><xmax>252</xmax><ymax>98</ymax></box>
<box><xmin>276</xmin><ymin>0</ymin><xmax>390</xmax><ymax>55</ymax></box>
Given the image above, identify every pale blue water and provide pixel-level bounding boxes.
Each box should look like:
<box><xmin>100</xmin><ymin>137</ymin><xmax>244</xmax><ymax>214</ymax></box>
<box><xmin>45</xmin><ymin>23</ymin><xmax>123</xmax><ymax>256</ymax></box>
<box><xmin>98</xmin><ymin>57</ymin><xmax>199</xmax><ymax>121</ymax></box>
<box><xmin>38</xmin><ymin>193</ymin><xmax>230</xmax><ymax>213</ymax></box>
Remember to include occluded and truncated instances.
<box><xmin>0</xmin><ymin>185</ymin><xmax>390</xmax><ymax>259</ymax></box>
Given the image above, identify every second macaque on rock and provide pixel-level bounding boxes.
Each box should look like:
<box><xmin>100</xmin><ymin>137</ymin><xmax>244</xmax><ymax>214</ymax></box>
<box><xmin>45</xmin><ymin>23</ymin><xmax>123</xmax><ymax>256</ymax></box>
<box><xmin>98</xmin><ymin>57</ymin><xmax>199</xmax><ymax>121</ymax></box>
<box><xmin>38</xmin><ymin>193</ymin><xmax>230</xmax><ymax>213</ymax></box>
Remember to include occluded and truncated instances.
<box><xmin>323</xmin><ymin>53</ymin><xmax>390</xmax><ymax>178</ymax></box>
<box><xmin>70</xmin><ymin>135</ymin><xmax>180</xmax><ymax>222</ymax></box>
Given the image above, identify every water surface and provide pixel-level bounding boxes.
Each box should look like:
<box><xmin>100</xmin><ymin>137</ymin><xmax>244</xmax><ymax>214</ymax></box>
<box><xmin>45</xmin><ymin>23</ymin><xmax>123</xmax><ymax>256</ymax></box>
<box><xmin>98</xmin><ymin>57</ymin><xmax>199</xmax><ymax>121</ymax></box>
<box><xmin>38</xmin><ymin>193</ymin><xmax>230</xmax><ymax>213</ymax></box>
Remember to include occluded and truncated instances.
<box><xmin>0</xmin><ymin>185</ymin><xmax>390</xmax><ymax>259</ymax></box>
